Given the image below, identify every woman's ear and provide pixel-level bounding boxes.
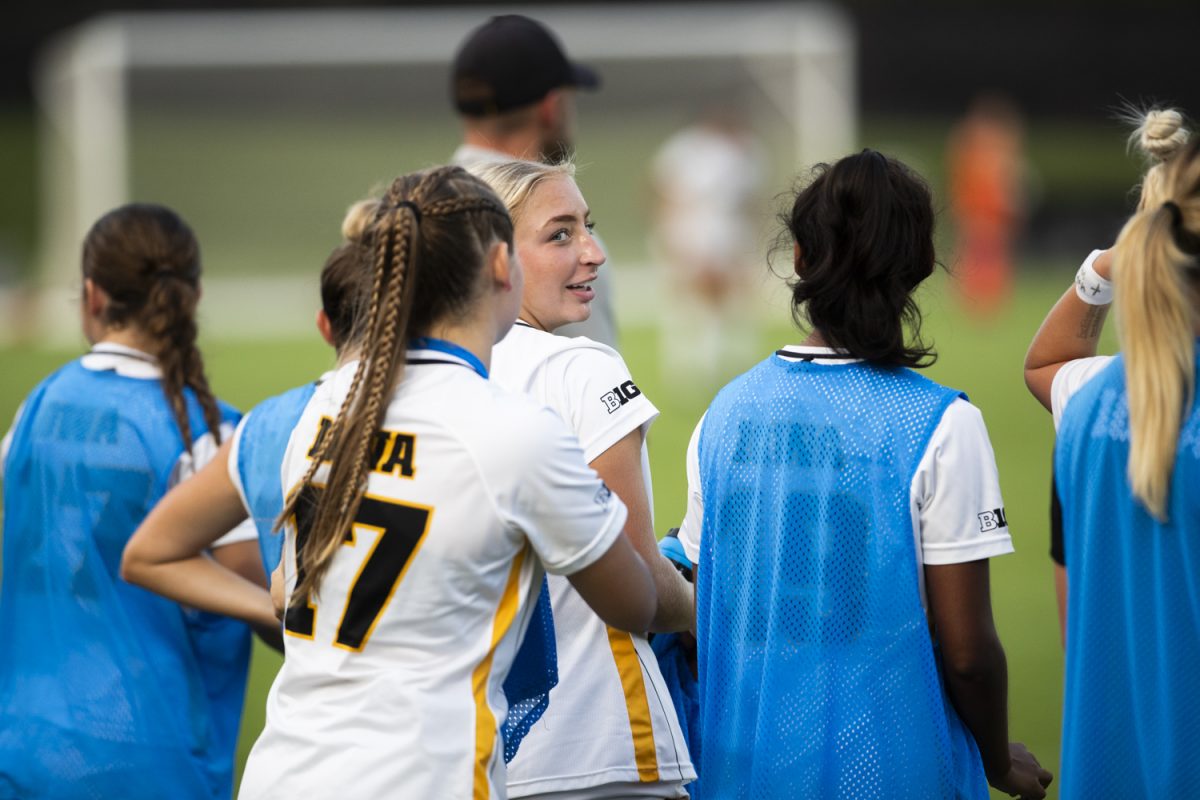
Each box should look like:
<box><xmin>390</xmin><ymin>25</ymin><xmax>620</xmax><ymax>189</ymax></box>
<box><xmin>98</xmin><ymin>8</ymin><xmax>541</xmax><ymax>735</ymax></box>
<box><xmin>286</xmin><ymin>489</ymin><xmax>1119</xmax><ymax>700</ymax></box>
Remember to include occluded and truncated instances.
<box><xmin>315</xmin><ymin>309</ymin><xmax>337</xmax><ymax>348</ymax></box>
<box><xmin>488</xmin><ymin>240</ymin><xmax>515</xmax><ymax>291</ymax></box>
<box><xmin>83</xmin><ymin>278</ymin><xmax>107</xmax><ymax>318</ymax></box>
<box><xmin>793</xmin><ymin>242</ymin><xmax>805</xmax><ymax>277</ymax></box>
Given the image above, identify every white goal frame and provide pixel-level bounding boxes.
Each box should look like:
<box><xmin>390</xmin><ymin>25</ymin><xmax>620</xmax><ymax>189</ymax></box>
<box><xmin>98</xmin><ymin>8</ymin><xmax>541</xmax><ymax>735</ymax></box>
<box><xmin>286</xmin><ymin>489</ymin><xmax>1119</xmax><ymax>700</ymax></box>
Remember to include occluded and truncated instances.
<box><xmin>30</xmin><ymin>3</ymin><xmax>856</xmax><ymax>340</ymax></box>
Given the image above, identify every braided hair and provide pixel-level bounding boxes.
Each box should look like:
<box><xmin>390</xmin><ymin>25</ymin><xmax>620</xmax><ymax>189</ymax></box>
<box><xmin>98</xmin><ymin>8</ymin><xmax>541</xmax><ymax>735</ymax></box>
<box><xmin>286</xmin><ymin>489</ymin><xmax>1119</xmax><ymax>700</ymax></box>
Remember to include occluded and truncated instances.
<box><xmin>82</xmin><ymin>203</ymin><xmax>221</xmax><ymax>451</ymax></box>
<box><xmin>281</xmin><ymin>166</ymin><xmax>513</xmax><ymax>600</ymax></box>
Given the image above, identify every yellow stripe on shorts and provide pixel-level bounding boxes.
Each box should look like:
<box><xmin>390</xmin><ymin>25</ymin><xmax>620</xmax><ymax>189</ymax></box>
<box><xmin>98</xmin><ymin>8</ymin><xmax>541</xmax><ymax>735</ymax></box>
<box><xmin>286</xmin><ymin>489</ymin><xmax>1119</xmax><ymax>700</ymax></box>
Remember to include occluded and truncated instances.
<box><xmin>471</xmin><ymin>549</ymin><xmax>528</xmax><ymax>799</ymax></box>
<box><xmin>606</xmin><ymin>626</ymin><xmax>660</xmax><ymax>782</ymax></box>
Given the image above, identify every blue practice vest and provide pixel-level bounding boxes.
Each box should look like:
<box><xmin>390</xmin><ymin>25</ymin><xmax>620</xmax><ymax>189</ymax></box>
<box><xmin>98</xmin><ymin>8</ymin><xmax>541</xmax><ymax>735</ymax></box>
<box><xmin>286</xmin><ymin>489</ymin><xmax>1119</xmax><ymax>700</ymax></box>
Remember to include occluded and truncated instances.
<box><xmin>235</xmin><ymin>383</ymin><xmax>317</xmax><ymax>576</ymax></box>
<box><xmin>0</xmin><ymin>360</ymin><xmax>250</xmax><ymax>800</ymax></box>
<box><xmin>1055</xmin><ymin>351</ymin><xmax>1200</xmax><ymax>798</ymax></box>
<box><xmin>693</xmin><ymin>355</ymin><xmax>987</xmax><ymax>799</ymax></box>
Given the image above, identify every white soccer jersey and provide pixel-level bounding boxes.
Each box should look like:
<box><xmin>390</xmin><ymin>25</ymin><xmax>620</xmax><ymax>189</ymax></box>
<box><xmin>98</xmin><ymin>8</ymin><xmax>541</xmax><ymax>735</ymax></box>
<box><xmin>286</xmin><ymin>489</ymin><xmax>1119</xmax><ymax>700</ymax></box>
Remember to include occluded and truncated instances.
<box><xmin>490</xmin><ymin>322</ymin><xmax>695</xmax><ymax>799</ymax></box>
<box><xmin>238</xmin><ymin>344</ymin><xmax>628</xmax><ymax>800</ymax></box>
<box><xmin>678</xmin><ymin>346</ymin><xmax>1015</xmax><ymax>608</ymax></box>
<box><xmin>1051</xmin><ymin>355</ymin><xmax>1113</xmax><ymax>430</ymax></box>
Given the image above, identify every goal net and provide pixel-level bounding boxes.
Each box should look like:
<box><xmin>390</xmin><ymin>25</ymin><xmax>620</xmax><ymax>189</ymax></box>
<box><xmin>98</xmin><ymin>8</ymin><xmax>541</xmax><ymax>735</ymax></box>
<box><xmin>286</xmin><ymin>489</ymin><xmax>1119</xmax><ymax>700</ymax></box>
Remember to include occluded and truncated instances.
<box><xmin>30</xmin><ymin>3</ymin><xmax>856</xmax><ymax>342</ymax></box>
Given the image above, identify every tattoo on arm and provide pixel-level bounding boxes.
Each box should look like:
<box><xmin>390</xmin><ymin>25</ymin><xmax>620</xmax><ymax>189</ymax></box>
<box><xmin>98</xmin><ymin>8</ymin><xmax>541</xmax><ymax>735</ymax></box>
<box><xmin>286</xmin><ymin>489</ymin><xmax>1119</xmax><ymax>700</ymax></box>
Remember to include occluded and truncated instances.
<box><xmin>1077</xmin><ymin>306</ymin><xmax>1106</xmax><ymax>340</ymax></box>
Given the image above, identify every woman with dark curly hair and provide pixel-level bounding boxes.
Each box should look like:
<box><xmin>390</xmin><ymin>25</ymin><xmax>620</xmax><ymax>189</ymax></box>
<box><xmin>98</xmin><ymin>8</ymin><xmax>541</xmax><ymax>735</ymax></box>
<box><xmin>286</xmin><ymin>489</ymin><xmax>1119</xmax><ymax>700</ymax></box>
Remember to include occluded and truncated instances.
<box><xmin>677</xmin><ymin>150</ymin><xmax>1052</xmax><ymax>799</ymax></box>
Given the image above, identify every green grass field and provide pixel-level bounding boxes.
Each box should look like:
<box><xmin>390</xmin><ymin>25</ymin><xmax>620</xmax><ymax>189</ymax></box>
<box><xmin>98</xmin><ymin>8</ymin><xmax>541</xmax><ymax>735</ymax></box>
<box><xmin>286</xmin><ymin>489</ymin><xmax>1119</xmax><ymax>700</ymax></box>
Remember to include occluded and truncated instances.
<box><xmin>0</xmin><ymin>94</ymin><xmax>1144</xmax><ymax>798</ymax></box>
<box><xmin>0</xmin><ymin>265</ymin><xmax>1116</xmax><ymax>798</ymax></box>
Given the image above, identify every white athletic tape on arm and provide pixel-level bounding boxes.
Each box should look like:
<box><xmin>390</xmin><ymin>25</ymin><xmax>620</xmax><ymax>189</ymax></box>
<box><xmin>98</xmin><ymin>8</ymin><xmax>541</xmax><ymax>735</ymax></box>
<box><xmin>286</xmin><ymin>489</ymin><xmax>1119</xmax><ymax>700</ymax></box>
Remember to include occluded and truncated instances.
<box><xmin>1074</xmin><ymin>249</ymin><xmax>1113</xmax><ymax>306</ymax></box>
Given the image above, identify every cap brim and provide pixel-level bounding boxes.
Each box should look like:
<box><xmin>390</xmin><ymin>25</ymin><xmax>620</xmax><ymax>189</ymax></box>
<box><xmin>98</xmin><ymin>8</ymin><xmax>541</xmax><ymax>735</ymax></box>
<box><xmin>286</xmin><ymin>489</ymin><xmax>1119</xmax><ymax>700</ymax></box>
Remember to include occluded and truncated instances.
<box><xmin>569</xmin><ymin>63</ymin><xmax>601</xmax><ymax>91</ymax></box>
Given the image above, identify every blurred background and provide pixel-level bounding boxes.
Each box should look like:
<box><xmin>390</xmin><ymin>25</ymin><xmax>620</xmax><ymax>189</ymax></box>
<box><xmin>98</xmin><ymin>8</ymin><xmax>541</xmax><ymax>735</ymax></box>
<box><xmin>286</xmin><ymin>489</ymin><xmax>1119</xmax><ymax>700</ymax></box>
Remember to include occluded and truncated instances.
<box><xmin>2</xmin><ymin>1</ymin><xmax>1198</xmax><ymax>797</ymax></box>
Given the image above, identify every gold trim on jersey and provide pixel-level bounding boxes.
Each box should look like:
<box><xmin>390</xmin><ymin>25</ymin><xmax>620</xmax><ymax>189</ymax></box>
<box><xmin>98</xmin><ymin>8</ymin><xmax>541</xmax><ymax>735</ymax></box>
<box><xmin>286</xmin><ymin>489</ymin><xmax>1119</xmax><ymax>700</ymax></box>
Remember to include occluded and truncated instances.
<box><xmin>331</xmin><ymin>493</ymin><xmax>434</xmax><ymax>653</ymax></box>
<box><xmin>305</xmin><ymin>415</ymin><xmax>418</xmax><ymax>479</ymax></box>
<box><xmin>472</xmin><ymin>548</ymin><xmax>528</xmax><ymax>800</ymax></box>
<box><xmin>606</xmin><ymin>626</ymin><xmax>660</xmax><ymax>782</ymax></box>
<box><xmin>281</xmin><ymin>507</ymin><xmax>318</xmax><ymax>641</ymax></box>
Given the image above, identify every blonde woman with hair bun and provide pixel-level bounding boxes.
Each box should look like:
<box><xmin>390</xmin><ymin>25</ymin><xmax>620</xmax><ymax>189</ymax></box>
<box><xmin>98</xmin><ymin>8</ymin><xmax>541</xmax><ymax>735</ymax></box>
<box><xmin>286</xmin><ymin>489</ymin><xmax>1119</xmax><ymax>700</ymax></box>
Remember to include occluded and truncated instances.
<box><xmin>1025</xmin><ymin>111</ymin><xmax>1200</xmax><ymax>797</ymax></box>
<box><xmin>1025</xmin><ymin>106</ymin><xmax>1191</xmax><ymax>637</ymax></box>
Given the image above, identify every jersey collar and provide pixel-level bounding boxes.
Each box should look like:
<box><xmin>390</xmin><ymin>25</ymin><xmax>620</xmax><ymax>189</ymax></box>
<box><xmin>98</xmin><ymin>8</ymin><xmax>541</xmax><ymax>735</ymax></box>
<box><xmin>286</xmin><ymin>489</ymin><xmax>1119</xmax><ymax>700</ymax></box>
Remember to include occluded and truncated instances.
<box><xmin>408</xmin><ymin>336</ymin><xmax>488</xmax><ymax>379</ymax></box>
<box><xmin>82</xmin><ymin>342</ymin><xmax>162</xmax><ymax>378</ymax></box>
<box><xmin>774</xmin><ymin>344</ymin><xmax>862</xmax><ymax>364</ymax></box>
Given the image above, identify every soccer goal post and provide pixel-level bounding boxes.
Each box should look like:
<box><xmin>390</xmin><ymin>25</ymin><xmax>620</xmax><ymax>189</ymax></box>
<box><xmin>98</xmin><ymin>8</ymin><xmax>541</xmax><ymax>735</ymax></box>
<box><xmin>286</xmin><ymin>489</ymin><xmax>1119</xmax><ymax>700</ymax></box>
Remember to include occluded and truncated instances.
<box><xmin>31</xmin><ymin>3</ymin><xmax>856</xmax><ymax>341</ymax></box>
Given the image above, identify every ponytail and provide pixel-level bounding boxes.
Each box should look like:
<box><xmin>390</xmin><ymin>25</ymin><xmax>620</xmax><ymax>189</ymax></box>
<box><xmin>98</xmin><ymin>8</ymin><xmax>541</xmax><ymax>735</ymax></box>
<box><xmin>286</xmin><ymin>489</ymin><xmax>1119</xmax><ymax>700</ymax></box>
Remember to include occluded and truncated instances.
<box><xmin>282</xmin><ymin>166</ymin><xmax>512</xmax><ymax>601</ymax></box>
<box><xmin>1113</xmin><ymin>138</ymin><xmax>1200</xmax><ymax>520</ymax></box>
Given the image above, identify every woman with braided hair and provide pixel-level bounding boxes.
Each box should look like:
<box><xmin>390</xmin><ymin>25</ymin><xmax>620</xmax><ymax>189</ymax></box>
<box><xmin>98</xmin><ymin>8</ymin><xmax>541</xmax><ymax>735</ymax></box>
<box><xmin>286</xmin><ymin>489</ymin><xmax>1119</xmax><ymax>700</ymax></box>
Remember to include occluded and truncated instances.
<box><xmin>234</xmin><ymin>166</ymin><xmax>656</xmax><ymax>799</ymax></box>
<box><xmin>0</xmin><ymin>204</ymin><xmax>262</xmax><ymax>799</ymax></box>
<box><xmin>1025</xmin><ymin>114</ymin><xmax>1200</xmax><ymax>797</ymax></box>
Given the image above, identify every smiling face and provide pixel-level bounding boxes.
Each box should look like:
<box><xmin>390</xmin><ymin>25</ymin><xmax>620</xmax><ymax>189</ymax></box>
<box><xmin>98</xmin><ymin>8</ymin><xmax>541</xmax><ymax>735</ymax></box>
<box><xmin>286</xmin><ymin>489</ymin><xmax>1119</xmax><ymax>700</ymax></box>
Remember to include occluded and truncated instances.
<box><xmin>515</xmin><ymin>175</ymin><xmax>605</xmax><ymax>331</ymax></box>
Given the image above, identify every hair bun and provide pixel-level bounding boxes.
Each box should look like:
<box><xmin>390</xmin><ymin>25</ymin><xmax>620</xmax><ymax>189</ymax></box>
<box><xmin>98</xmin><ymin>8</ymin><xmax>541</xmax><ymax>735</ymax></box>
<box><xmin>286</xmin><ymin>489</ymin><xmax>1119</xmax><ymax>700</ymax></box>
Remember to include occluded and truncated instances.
<box><xmin>1137</xmin><ymin>108</ymin><xmax>1190</xmax><ymax>162</ymax></box>
<box><xmin>341</xmin><ymin>199</ymin><xmax>382</xmax><ymax>243</ymax></box>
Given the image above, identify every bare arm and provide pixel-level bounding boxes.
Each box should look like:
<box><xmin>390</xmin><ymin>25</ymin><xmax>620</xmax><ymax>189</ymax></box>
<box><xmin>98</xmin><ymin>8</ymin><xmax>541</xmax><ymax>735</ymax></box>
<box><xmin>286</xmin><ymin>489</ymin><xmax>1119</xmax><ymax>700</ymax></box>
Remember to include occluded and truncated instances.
<box><xmin>211</xmin><ymin>539</ymin><xmax>283</xmax><ymax>651</ymax></box>
<box><xmin>1053</xmin><ymin>565</ymin><xmax>1068</xmax><ymax>648</ymax></box>
<box><xmin>926</xmin><ymin>560</ymin><xmax>1053</xmax><ymax>799</ymax></box>
<box><xmin>590</xmin><ymin>430</ymin><xmax>695</xmax><ymax>633</ymax></box>
<box><xmin>122</xmin><ymin>440</ymin><xmax>279</xmax><ymax>637</ymax></box>
<box><xmin>567</xmin><ymin>530</ymin><xmax>657</xmax><ymax>634</ymax></box>
<box><xmin>1023</xmin><ymin>249</ymin><xmax>1113</xmax><ymax>410</ymax></box>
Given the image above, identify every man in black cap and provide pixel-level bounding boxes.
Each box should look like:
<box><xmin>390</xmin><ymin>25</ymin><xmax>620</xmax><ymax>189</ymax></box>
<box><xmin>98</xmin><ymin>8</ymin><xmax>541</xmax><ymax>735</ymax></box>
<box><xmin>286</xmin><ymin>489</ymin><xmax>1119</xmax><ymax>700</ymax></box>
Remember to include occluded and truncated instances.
<box><xmin>450</xmin><ymin>14</ymin><xmax>617</xmax><ymax>346</ymax></box>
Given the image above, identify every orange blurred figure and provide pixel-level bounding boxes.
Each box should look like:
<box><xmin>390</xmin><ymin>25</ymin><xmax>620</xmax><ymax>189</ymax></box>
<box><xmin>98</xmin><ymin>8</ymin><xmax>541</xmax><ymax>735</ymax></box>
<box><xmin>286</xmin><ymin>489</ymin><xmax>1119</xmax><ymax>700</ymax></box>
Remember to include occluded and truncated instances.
<box><xmin>947</xmin><ymin>94</ymin><xmax>1026</xmax><ymax>316</ymax></box>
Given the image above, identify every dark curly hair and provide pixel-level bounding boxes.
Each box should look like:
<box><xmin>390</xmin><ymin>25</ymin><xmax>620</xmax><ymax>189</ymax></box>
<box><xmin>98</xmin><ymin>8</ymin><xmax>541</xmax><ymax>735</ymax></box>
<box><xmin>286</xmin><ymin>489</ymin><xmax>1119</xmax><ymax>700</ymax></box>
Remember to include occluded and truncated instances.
<box><xmin>783</xmin><ymin>149</ymin><xmax>939</xmax><ymax>368</ymax></box>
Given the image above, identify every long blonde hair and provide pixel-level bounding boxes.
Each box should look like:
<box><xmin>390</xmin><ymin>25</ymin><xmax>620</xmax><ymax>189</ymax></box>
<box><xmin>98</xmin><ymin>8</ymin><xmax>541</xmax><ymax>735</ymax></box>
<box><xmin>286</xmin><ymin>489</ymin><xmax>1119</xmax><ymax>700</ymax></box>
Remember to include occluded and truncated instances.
<box><xmin>279</xmin><ymin>166</ymin><xmax>512</xmax><ymax>600</ymax></box>
<box><xmin>1113</xmin><ymin>132</ymin><xmax>1200</xmax><ymax>520</ymax></box>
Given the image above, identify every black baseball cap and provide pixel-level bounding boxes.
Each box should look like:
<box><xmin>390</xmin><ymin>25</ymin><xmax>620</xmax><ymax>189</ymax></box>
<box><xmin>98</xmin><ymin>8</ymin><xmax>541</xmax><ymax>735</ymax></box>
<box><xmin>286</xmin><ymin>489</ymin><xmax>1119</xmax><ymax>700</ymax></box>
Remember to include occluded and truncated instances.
<box><xmin>452</xmin><ymin>15</ymin><xmax>600</xmax><ymax>117</ymax></box>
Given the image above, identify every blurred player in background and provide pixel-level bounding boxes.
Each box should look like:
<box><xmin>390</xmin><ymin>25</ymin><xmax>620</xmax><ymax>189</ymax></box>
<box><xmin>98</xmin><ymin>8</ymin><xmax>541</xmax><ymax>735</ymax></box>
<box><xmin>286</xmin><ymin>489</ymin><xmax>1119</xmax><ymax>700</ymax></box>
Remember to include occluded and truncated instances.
<box><xmin>450</xmin><ymin>13</ymin><xmax>617</xmax><ymax>348</ymax></box>
<box><xmin>651</xmin><ymin>104</ymin><xmax>767</xmax><ymax>388</ymax></box>
<box><xmin>947</xmin><ymin>93</ymin><xmax>1027</xmax><ymax>316</ymax></box>
<box><xmin>470</xmin><ymin>158</ymin><xmax>696</xmax><ymax>799</ymax></box>
<box><xmin>0</xmin><ymin>204</ymin><xmax>264</xmax><ymax>799</ymax></box>
<box><xmin>1025</xmin><ymin>107</ymin><xmax>1191</xmax><ymax>642</ymax></box>
<box><xmin>679</xmin><ymin>151</ymin><xmax>1052</xmax><ymax>799</ymax></box>
<box><xmin>1024</xmin><ymin>110</ymin><xmax>1200</xmax><ymax>798</ymax></box>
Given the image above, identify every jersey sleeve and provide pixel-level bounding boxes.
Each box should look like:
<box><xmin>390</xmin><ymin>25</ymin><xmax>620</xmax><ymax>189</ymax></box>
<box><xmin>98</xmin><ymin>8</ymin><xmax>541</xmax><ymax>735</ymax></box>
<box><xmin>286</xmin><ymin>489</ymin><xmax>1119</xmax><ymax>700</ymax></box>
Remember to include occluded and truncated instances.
<box><xmin>677</xmin><ymin>414</ymin><xmax>707</xmax><ymax>565</ymax></box>
<box><xmin>911</xmin><ymin>399</ymin><xmax>1015</xmax><ymax>565</ymax></box>
<box><xmin>543</xmin><ymin>346</ymin><xmax>658</xmax><ymax>463</ymax></box>
<box><xmin>226</xmin><ymin>414</ymin><xmax>253</xmax><ymax>516</ymax></box>
<box><xmin>1051</xmin><ymin>355</ymin><xmax>1113</xmax><ymax>430</ymax></box>
<box><xmin>168</xmin><ymin>419</ymin><xmax>258</xmax><ymax>549</ymax></box>
<box><xmin>498</xmin><ymin>406</ymin><xmax>629</xmax><ymax>576</ymax></box>
<box><xmin>0</xmin><ymin>400</ymin><xmax>25</xmax><ymax>481</ymax></box>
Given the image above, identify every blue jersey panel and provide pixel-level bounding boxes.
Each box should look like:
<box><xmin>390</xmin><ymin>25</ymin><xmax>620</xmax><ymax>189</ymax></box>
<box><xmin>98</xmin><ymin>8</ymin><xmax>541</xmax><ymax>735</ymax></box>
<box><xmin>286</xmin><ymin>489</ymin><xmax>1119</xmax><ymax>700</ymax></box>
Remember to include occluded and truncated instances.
<box><xmin>693</xmin><ymin>356</ymin><xmax>986</xmax><ymax>799</ymax></box>
<box><xmin>500</xmin><ymin>577</ymin><xmax>557</xmax><ymax>763</ymax></box>
<box><xmin>0</xmin><ymin>360</ymin><xmax>250</xmax><ymax>800</ymax></box>
<box><xmin>236</xmin><ymin>383</ymin><xmax>317</xmax><ymax>575</ymax></box>
<box><xmin>1055</xmin><ymin>351</ymin><xmax>1200</xmax><ymax>798</ymax></box>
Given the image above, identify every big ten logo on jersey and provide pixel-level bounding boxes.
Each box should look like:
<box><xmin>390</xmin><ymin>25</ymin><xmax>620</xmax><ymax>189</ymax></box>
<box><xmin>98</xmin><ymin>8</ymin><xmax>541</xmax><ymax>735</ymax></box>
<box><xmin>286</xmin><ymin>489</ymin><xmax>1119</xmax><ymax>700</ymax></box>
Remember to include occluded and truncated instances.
<box><xmin>977</xmin><ymin>507</ymin><xmax>1008</xmax><ymax>533</ymax></box>
<box><xmin>600</xmin><ymin>380</ymin><xmax>642</xmax><ymax>414</ymax></box>
<box><xmin>306</xmin><ymin>416</ymin><xmax>418</xmax><ymax>478</ymax></box>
